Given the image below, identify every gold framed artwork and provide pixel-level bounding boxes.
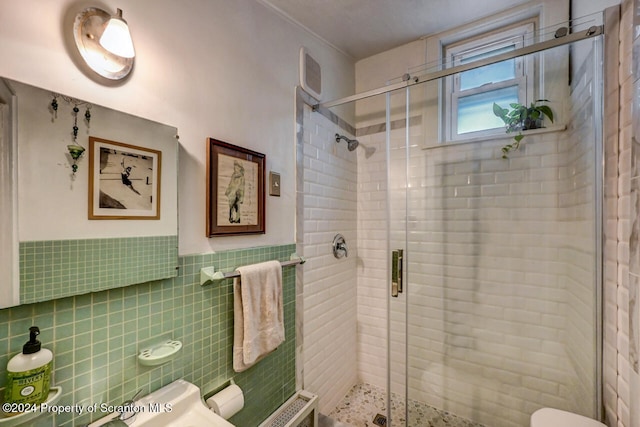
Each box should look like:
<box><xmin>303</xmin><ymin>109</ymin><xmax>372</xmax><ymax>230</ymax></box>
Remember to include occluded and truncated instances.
<box><xmin>88</xmin><ymin>137</ymin><xmax>161</xmax><ymax>219</ymax></box>
<box><xmin>206</xmin><ymin>138</ymin><xmax>265</xmax><ymax>236</ymax></box>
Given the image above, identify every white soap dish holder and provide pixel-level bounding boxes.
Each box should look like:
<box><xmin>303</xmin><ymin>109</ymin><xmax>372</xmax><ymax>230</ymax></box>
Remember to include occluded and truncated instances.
<box><xmin>138</xmin><ymin>339</ymin><xmax>182</xmax><ymax>366</ymax></box>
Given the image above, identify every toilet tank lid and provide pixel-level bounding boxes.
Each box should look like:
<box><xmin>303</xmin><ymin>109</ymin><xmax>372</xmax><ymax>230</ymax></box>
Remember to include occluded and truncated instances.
<box><xmin>137</xmin><ymin>379</ymin><xmax>199</xmax><ymax>406</ymax></box>
<box><xmin>531</xmin><ymin>408</ymin><xmax>606</xmax><ymax>427</ymax></box>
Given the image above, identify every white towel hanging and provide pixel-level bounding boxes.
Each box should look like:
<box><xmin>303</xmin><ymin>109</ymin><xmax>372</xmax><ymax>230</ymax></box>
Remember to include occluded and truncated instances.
<box><xmin>232</xmin><ymin>260</ymin><xmax>284</xmax><ymax>372</ymax></box>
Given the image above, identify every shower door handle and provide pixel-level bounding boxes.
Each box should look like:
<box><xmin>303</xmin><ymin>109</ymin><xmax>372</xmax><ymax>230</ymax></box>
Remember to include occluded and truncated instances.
<box><xmin>391</xmin><ymin>249</ymin><xmax>403</xmax><ymax>297</ymax></box>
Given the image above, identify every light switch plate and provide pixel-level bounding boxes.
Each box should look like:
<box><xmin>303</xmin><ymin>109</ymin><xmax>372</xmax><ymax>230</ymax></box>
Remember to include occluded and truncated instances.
<box><xmin>269</xmin><ymin>172</ymin><xmax>281</xmax><ymax>196</ymax></box>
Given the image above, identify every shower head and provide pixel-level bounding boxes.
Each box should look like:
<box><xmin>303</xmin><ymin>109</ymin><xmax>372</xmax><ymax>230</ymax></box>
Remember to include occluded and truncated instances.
<box><xmin>335</xmin><ymin>133</ymin><xmax>359</xmax><ymax>152</ymax></box>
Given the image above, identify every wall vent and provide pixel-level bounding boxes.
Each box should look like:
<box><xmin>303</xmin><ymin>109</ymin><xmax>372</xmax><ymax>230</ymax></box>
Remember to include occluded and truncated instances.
<box><xmin>258</xmin><ymin>390</ymin><xmax>318</xmax><ymax>427</ymax></box>
<box><xmin>299</xmin><ymin>47</ymin><xmax>322</xmax><ymax>101</ymax></box>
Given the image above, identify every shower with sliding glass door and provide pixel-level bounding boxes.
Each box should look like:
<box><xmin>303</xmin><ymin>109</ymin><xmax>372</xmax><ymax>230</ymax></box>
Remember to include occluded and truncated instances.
<box><xmin>297</xmin><ymin>8</ymin><xmax>610</xmax><ymax>427</ymax></box>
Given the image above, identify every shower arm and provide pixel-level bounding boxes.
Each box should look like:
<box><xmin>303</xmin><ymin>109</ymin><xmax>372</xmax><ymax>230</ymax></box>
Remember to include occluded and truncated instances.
<box><xmin>314</xmin><ymin>25</ymin><xmax>603</xmax><ymax>110</ymax></box>
<box><xmin>336</xmin><ymin>134</ymin><xmax>354</xmax><ymax>144</ymax></box>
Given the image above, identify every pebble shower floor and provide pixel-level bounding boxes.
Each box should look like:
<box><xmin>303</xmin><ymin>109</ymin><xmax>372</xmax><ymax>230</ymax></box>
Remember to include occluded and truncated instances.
<box><xmin>323</xmin><ymin>383</ymin><xmax>487</xmax><ymax>427</ymax></box>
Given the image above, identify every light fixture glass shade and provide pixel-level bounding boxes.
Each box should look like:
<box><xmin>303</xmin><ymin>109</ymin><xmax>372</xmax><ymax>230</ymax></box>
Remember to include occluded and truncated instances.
<box><xmin>99</xmin><ymin>9</ymin><xmax>135</xmax><ymax>58</ymax></box>
<box><xmin>73</xmin><ymin>7</ymin><xmax>134</xmax><ymax>80</ymax></box>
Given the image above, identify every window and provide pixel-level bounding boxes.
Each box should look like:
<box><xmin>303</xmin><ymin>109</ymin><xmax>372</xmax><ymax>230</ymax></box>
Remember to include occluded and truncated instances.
<box><xmin>444</xmin><ymin>22</ymin><xmax>534</xmax><ymax>141</ymax></box>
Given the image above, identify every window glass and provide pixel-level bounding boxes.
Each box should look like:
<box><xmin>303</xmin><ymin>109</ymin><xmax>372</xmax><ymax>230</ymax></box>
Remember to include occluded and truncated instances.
<box><xmin>457</xmin><ymin>85</ymin><xmax>519</xmax><ymax>134</ymax></box>
<box><xmin>458</xmin><ymin>45</ymin><xmax>517</xmax><ymax>91</ymax></box>
<box><xmin>443</xmin><ymin>21</ymin><xmax>534</xmax><ymax>141</ymax></box>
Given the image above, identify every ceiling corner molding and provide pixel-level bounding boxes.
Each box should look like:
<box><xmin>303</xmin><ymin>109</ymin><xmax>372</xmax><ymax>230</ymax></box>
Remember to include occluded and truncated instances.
<box><xmin>256</xmin><ymin>0</ymin><xmax>354</xmax><ymax>59</ymax></box>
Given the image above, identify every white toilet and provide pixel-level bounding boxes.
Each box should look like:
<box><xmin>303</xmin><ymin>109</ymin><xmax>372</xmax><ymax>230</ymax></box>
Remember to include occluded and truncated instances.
<box><xmin>531</xmin><ymin>408</ymin><xmax>606</xmax><ymax>427</ymax></box>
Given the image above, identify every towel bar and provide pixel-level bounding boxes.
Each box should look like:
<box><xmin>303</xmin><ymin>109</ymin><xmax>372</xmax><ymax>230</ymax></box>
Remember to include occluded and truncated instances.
<box><xmin>200</xmin><ymin>253</ymin><xmax>306</xmax><ymax>286</ymax></box>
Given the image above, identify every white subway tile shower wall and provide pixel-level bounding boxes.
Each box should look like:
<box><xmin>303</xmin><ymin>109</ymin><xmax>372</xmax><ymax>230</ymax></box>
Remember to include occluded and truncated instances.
<box><xmin>301</xmin><ymin>105</ymin><xmax>359</xmax><ymax>414</ymax></box>
<box><xmin>615</xmin><ymin>1</ymin><xmax>634</xmax><ymax>426</ymax></box>
<box><xmin>354</xmin><ymin>53</ymin><xmax>600</xmax><ymax>425</ymax></box>
<box><xmin>356</xmin><ymin>131</ymin><xmax>389</xmax><ymax>390</ymax></box>
<box><xmin>625</xmin><ymin>1</ymin><xmax>640</xmax><ymax>426</ymax></box>
<box><xmin>602</xmin><ymin>3</ymin><xmax>621</xmax><ymax>426</ymax></box>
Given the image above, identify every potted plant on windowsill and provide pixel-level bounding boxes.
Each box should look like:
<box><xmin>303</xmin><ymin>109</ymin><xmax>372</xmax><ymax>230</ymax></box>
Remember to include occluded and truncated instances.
<box><xmin>492</xmin><ymin>100</ymin><xmax>554</xmax><ymax>158</ymax></box>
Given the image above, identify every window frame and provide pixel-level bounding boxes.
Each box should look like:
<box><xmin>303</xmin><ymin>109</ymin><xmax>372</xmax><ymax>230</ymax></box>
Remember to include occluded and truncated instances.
<box><xmin>443</xmin><ymin>21</ymin><xmax>536</xmax><ymax>142</ymax></box>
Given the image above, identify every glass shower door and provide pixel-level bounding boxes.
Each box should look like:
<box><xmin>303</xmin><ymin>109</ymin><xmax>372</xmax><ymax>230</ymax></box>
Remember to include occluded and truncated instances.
<box><xmin>386</xmin><ymin>85</ymin><xmax>410</xmax><ymax>426</ymax></box>
<box><xmin>393</xmin><ymin>36</ymin><xmax>603</xmax><ymax>427</ymax></box>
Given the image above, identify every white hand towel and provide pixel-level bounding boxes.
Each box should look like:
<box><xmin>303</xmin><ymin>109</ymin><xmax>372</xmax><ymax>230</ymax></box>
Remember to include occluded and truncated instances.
<box><xmin>233</xmin><ymin>260</ymin><xmax>285</xmax><ymax>372</ymax></box>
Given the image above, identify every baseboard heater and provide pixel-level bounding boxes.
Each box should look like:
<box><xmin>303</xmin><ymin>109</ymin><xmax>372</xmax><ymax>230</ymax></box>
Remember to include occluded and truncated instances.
<box><xmin>258</xmin><ymin>390</ymin><xmax>318</xmax><ymax>427</ymax></box>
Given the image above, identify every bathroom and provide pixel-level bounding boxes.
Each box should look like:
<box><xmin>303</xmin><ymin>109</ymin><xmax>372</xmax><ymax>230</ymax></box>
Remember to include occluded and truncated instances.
<box><xmin>0</xmin><ymin>0</ymin><xmax>637</xmax><ymax>426</ymax></box>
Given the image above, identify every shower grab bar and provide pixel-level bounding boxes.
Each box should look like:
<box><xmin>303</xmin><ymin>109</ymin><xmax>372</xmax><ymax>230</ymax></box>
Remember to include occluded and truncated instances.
<box><xmin>314</xmin><ymin>25</ymin><xmax>603</xmax><ymax>110</ymax></box>
<box><xmin>199</xmin><ymin>253</ymin><xmax>306</xmax><ymax>285</ymax></box>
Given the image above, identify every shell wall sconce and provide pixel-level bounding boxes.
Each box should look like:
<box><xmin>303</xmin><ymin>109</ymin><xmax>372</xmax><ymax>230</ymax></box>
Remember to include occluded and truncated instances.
<box><xmin>72</xmin><ymin>7</ymin><xmax>135</xmax><ymax>81</ymax></box>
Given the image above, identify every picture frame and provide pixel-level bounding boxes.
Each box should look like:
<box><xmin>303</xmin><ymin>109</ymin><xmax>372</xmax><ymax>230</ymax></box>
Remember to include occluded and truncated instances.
<box><xmin>88</xmin><ymin>137</ymin><xmax>162</xmax><ymax>220</ymax></box>
<box><xmin>206</xmin><ymin>138</ymin><xmax>265</xmax><ymax>236</ymax></box>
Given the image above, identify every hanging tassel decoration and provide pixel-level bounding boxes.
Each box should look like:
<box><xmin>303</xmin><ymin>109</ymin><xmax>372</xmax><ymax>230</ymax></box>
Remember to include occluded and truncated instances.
<box><xmin>67</xmin><ymin>105</ymin><xmax>85</xmax><ymax>176</ymax></box>
<box><xmin>50</xmin><ymin>96</ymin><xmax>58</xmax><ymax>120</ymax></box>
<box><xmin>50</xmin><ymin>93</ymin><xmax>90</xmax><ymax>177</ymax></box>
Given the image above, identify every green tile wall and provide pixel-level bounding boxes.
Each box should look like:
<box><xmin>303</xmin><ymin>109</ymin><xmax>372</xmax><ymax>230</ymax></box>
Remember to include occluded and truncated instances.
<box><xmin>1</xmin><ymin>243</ymin><xmax>297</xmax><ymax>426</ymax></box>
<box><xmin>20</xmin><ymin>236</ymin><xmax>179</xmax><ymax>304</ymax></box>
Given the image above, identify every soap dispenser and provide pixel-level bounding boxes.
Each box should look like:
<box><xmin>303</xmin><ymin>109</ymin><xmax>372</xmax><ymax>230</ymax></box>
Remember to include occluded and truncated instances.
<box><xmin>4</xmin><ymin>326</ymin><xmax>53</xmax><ymax>409</ymax></box>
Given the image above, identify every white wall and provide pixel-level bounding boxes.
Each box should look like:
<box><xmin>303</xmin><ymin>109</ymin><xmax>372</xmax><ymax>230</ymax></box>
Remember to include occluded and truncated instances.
<box><xmin>0</xmin><ymin>0</ymin><xmax>355</xmax><ymax>255</ymax></box>
<box><xmin>300</xmin><ymin>106</ymin><xmax>358</xmax><ymax>413</ymax></box>
<box><xmin>571</xmin><ymin>0</ymin><xmax>621</xmax><ymax>73</ymax></box>
<box><xmin>572</xmin><ymin>0</ymin><xmax>620</xmax><ymax>18</ymax></box>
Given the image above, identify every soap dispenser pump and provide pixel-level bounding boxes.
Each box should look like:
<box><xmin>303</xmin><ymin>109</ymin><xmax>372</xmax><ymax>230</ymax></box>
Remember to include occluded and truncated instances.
<box><xmin>4</xmin><ymin>326</ymin><xmax>53</xmax><ymax>409</ymax></box>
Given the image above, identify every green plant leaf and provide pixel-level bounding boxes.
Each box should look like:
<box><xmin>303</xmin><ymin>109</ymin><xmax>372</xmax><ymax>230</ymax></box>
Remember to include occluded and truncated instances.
<box><xmin>492</xmin><ymin>103</ymin><xmax>507</xmax><ymax>120</ymax></box>
<box><xmin>536</xmin><ymin>105</ymin><xmax>554</xmax><ymax>123</ymax></box>
<box><xmin>492</xmin><ymin>100</ymin><xmax>554</xmax><ymax>155</ymax></box>
<box><xmin>519</xmin><ymin>109</ymin><xmax>526</xmax><ymax>122</ymax></box>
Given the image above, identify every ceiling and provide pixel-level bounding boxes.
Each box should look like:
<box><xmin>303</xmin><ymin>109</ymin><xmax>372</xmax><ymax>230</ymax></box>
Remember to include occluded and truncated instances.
<box><xmin>260</xmin><ymin>0</ymin><xmax>531</xmax><ymax>60</ymax></box>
